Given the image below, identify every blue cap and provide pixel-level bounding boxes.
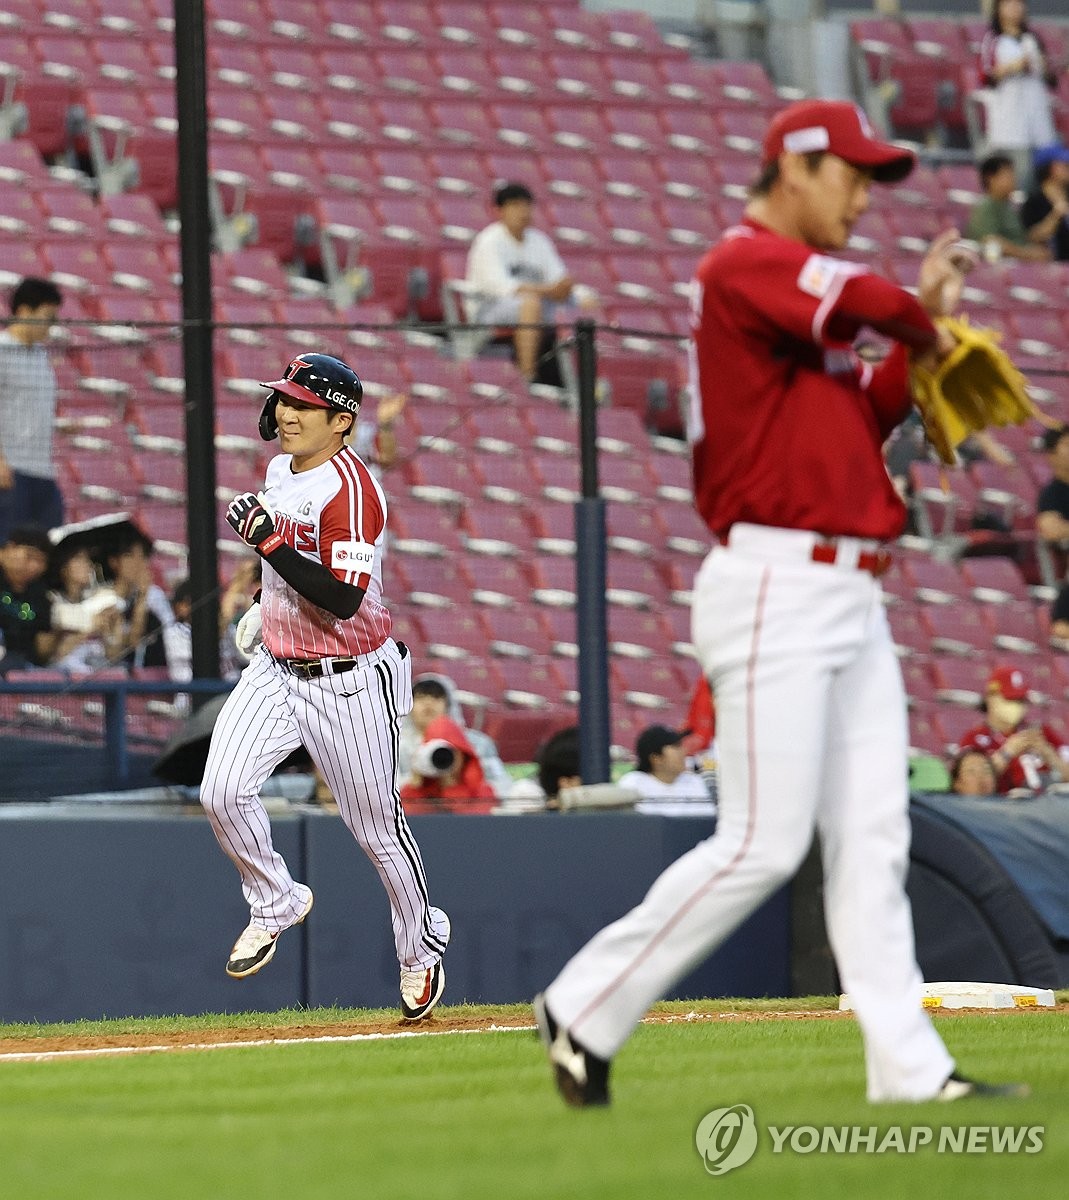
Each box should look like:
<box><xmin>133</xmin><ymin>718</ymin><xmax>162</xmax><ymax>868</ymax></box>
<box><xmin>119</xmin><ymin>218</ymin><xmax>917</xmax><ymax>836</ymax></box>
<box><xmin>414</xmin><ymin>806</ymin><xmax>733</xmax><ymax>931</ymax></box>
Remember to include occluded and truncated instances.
<box><xmin>1033</xmin><ymin>143</ymin><xmax>1069</xmax><ymax>170</ymax></box>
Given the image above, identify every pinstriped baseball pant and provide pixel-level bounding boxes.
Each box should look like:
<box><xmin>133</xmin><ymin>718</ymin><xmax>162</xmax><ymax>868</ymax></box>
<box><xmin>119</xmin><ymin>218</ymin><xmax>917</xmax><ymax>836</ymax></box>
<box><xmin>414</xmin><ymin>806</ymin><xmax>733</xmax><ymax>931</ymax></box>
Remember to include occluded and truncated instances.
<box><xmin>546</xmin><ymin>528</ymin><xmax>955</xmax><ymax>1102</ymax></box>
<box><xmin>200</xmin><ymin>639</ymin><xmax>448</xmax><ymax>970</ymax></box>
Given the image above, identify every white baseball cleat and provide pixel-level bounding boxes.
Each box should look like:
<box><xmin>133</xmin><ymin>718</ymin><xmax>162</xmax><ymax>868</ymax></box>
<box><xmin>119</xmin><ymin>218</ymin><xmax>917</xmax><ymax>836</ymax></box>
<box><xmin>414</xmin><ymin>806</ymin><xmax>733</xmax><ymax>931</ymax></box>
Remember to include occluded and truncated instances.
<box><xmin>225</xmin><ymin>890</ymin><xmax>314</xmax><ymax>979</ymax></box>
<box><xmin>400</xmin><ymin>908</ymin><xmax>450</xmax><ymax>1020</ymax></box>
<box><xmin>400</xmin><ymin>961</ymin><xmax>446</xmax><ymax>1021</ymax></box>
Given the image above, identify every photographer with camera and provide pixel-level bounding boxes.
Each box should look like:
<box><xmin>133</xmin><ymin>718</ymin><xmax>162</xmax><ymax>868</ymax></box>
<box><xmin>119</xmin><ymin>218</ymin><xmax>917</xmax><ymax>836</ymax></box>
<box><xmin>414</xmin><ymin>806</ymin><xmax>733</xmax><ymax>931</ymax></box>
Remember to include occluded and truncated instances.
<box><xmin>400</xmin><ymin>713</ymin><xmax>497</xmax><ymax>813</ymax></box>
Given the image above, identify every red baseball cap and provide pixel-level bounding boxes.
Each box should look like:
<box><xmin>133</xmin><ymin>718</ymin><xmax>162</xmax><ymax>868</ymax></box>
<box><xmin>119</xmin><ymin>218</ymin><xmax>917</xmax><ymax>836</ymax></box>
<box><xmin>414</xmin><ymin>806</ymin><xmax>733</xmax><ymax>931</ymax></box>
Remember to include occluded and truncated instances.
<box><xmin>762</xmin><ymin>100</ymin><xmax>915</xmax><ymax>184</ymax></box>
<box><xmin>986</xmin><ymin>666</ymin><xmax>1029</xmax><ymax>702</ymax></box>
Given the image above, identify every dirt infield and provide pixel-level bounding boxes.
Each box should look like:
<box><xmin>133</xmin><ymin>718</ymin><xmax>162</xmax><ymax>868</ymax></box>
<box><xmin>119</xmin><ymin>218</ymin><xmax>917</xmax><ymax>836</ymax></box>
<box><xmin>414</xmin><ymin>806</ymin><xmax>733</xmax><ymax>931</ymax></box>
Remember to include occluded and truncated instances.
<box><xmin>1</xmin><ymin>1002</ymin><xmax>1063</xmax><ymax>1060</ymax></box>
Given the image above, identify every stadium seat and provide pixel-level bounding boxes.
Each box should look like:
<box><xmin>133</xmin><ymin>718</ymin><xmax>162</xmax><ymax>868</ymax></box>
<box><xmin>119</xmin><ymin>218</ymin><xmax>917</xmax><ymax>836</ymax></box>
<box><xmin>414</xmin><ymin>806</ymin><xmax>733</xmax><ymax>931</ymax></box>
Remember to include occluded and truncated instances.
<box><xmin>465</xmin><ymin>554</ymin><xmax>536</xmax><ymax>607</ymax></box>
<box><xmin>612</xmin><ymin>655</ymin><xmax>691</xmax><ymax>710</ymax></box>
<box><xmin>959</xmin><ymin>557</ymin><xmax>1028</xmax><ymax>604</ymax></box>
<box><xmin>921</xmin><ymin>604</ymin><xmax>993</xmax><ymax>662</ymax></box>
<box><xmin>991</xmin><ymin>601</ymin><xmax>1043</xmax><ymax>656</ymax></box>
<box><xmin>461</xmin><ymin>504</ymin><xmax>535</xmax><ymax>556</ymax></box>
<box><xmin>930</xmin><ymin>656</ymin><xmax>992</xmax><ymax>708</ymax></box>
<box><xmin>420</xmin><ymin>609</ymin><xmax>493</xmax><ymax>660</ymax></box>
<box><xmin>608</xmin><ymin>608</ymin><xmax>676</xmax><ymax>658</ymax></box>
<box><xmin>908</xmin><ymin>461</ymin><xmax>980</xmax><ymax>539</ymax></box>
<box><xmin>483</xmin><ymin>606</ymin><xmax>555</xmax><ymax>658</ymax></box>
<box><xmin>500</xmin><ymin>657</ymin><xmax>571</xmax><ymax>708</ymax></box>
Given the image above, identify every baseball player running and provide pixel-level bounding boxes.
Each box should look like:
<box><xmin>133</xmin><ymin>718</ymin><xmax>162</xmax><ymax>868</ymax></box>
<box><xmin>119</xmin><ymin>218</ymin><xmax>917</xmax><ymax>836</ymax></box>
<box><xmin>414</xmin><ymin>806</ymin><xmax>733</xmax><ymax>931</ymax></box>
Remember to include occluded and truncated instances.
<box><xmin>535</xmin><ymin>101</ymin><xmax>1028</xmax><ymax>1104</ymax></box>
<box><xmin>200</xmin><ymin>353</ymin><xmax>450</xmax><ymax>1021</ymax></box>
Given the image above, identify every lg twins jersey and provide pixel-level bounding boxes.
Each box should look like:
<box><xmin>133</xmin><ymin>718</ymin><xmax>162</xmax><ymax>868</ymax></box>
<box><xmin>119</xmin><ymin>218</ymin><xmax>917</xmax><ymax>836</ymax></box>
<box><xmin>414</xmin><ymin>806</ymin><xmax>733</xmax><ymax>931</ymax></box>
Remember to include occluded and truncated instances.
<box><xmin>259</xmin><ymin>445</ymin><xmax>391</xmax><ymax>659</ymax></box>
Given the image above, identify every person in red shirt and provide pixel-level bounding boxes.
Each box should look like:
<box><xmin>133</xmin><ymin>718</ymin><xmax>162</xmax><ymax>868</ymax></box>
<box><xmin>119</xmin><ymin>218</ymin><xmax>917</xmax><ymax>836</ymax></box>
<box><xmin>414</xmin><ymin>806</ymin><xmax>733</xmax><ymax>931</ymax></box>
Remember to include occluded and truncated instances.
<box><xmin>958</xmin><ymin>665</ymin><xmax>1069</xmax><ymax>792</ymax></box>
<box><xmin>400</xmin><ymin>714</ymin><xmax>496</xmax><ymax>813</ymax></box>
<box><xmin>534</xmin><ymin>100</ymin><xmax>1026</xmax><ymax>1107</ymax></box>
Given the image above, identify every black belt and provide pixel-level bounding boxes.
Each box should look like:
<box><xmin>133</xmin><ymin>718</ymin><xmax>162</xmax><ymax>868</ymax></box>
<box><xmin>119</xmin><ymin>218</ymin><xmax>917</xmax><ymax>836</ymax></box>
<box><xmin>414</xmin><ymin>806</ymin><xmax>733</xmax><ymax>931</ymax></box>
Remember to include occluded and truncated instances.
<box><xmin>279</xmin><ymin>656</ymin><xmax>358</xmax><ymax>680</ymax></box>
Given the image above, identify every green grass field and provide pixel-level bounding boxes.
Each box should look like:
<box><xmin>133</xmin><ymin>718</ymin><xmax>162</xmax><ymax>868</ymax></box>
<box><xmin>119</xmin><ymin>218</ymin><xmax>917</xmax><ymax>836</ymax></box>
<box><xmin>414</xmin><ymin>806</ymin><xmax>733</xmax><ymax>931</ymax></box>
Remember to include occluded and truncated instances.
<box><xmin>0</xmin><ymin>999</ymin><xmax>1063</xmax><ymax>1200</ymax></box>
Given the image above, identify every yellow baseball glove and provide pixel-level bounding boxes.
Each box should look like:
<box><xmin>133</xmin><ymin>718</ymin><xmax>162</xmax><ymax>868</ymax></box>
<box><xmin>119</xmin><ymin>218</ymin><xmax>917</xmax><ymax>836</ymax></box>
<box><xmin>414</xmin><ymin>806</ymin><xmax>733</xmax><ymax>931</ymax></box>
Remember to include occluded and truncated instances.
<box><xmin>909</xmin><ymin>315</ymin><xmax>1035</xmax><ymax>466</ymax></box>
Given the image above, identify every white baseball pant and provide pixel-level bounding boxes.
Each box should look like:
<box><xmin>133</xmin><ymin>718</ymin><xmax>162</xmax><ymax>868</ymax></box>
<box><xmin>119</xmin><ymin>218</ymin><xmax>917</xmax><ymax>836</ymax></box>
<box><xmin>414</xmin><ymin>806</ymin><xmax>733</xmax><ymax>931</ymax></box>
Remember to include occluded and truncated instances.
<box><xmin>200</xmin><ymin>639</ymin><xmax>448</xmax><ymax>970</ymax></box>
<box><xmin>546</xmin><ymin>524</ymin><xmax>955</xmax><ymax>1102</ymax></box>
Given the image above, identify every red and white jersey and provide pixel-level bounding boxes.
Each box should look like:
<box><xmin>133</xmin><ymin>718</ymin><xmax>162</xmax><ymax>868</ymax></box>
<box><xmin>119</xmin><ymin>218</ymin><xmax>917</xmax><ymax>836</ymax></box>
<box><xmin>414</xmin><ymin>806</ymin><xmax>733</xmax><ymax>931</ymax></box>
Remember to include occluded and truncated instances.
<box><xmin>688</xmin><ymin>218</ymin><xmax>937</xmax><ymax>542</ymax></box>
<box><xmin>958</xmin><ymin>722</ymin><xmax>1069</xmax><ymax>793</ymax></box>
<box><xmin>259</xmin><ymin>445</ymin><xmax>391</xmax><ymax>658</ymax></box>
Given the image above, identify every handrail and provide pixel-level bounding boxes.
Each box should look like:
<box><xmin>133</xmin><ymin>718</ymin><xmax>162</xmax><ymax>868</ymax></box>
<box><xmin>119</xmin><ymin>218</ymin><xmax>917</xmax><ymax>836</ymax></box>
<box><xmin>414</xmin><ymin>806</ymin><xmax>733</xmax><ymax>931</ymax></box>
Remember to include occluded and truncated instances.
<box><xmin>0</xmin><ymin>678</ymin><xmax>234</xmax><ymax>786</ymax></box>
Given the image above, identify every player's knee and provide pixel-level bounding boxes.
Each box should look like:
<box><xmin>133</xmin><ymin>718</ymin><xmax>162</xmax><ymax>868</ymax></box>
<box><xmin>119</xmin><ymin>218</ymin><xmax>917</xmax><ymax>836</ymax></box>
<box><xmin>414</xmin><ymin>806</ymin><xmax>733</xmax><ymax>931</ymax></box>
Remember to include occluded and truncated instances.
<box><xmin>198</xmin><ymin>767</ymin><xmax>231</xmax><ymax>817</ymax></box>
<box><xmin>755</xmin><ymin>833</ymin><xmax>812</xmax><ymax>885</ymax></box>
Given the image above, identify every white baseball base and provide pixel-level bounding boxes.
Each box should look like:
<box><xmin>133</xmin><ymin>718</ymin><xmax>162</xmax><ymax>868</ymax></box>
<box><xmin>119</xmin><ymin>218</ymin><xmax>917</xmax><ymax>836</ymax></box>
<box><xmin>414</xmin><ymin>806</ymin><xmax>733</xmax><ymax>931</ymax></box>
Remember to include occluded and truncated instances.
<box><xmin>840</xmin><ymin>981</ymin><xmax>1056</xmax><ymax>1011</ymax></box>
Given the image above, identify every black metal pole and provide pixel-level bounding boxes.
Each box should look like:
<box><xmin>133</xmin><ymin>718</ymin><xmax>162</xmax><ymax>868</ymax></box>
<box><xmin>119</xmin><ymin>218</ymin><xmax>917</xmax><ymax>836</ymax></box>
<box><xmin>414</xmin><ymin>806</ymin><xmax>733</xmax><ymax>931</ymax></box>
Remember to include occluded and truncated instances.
<box><xmin>174</xmin><ymin>0</ymin><xmax>220</xmax><ymax>680</ymax></box>
<box><xmin>574</xmin><ymin>318</ymin><xmax>611</xmax><ymax>784</ymax></box>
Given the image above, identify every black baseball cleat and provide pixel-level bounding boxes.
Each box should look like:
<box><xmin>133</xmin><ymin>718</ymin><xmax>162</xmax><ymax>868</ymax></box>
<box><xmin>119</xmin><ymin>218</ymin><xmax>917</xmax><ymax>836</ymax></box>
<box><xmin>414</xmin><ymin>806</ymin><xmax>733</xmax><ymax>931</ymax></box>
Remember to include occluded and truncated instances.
<box><xmin>533</xmin><ymin>993</ymin><xmax>611</xmax><ymax>1108</ymax></box>
<box><xmin>936</xmin><ymin>1071</ymin><xmax>1031</xmax><ymax>1101</ymax></box>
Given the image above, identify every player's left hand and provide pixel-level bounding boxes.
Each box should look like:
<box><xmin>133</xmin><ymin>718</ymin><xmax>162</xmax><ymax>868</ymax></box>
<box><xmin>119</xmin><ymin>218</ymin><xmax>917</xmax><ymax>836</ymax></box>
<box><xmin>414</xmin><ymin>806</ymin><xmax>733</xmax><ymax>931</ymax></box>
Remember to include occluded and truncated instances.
<box><xmin>227</xmin><ymin>492</ymin><xmax>276</xmax><ymax>548</ymax></box>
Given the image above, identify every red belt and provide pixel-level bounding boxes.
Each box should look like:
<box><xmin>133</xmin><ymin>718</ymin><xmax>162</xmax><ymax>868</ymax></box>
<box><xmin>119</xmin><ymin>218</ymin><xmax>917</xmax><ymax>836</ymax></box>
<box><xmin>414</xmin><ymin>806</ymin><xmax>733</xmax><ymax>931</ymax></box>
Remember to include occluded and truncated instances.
<box><xmin>810</xmin><ymin>541</ymin><xmax>892</xmax><ymax>577</ymax></box>
<box><xmin>717</xmin><ymin>533</ymin><xmax>892</xmax><ymax>577</ymax></box>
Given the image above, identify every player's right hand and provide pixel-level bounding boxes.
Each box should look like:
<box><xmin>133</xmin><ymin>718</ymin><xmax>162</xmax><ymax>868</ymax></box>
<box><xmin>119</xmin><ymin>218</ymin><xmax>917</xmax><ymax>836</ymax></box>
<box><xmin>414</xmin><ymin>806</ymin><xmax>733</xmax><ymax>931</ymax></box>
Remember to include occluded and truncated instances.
<box><xmin>234</xmin><ymin>601</ymin><xmax>262</xmax><ymax>660</ymax></box>
<box><xmin>227</xmin><ymin>492</ymin><xmax>276</xmax><ymax>547</ymax></box>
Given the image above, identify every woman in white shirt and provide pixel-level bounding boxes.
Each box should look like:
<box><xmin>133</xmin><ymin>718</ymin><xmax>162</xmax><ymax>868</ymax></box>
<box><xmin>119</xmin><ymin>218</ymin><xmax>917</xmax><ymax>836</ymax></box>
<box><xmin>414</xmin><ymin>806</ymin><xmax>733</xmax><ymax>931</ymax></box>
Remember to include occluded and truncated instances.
<box><xmin>978</xmin><ymin>0</ymin><xmax>1059</xmax><ymax>185</ymax></box>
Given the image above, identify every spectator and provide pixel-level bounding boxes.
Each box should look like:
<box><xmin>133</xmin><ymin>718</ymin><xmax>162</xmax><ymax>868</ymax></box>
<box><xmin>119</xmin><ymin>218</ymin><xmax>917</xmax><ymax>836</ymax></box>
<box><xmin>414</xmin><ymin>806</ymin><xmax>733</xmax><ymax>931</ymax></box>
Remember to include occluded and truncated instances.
<box><xmin>949</xmin><ymin>749</ymin><xmax>999</xmax><ymax>797</ymax></box>
<box><xmin>533</xmin><ymin>724</ymin><xmax>641</xmax><ymax>812</ymax></box>
<box><xmin>958</xmin><ymin>665</ymin><xmax>1069</xmax><ymax>792</ymax></box>
<box><xmin>0</xmin><ymin>525</ymin><xmax>52</xmax><ymax>673</ymax></box>
<box><xmin>1035</xmin><ymin>424</ymin><xmax>1069</xmax><ymax>550</ymax></box>
<box><xmin>615</xmin><ymin>724</ymin><xmax>717</xmax><ymax>817</ymax></box>
<box><xmin>348</xmin><ymin>392</ymin><xmax>406</xmax><ymax>475</ymax></box>
<box><xmin>1021</xmin><ymin>145</ymin><xmax>1069</xmax><ymax>261</ymax></box>
<box><xmin>166</xmin><ymin>579</ymin><xmax>194</xmax><ymax>683</ymax></box>
<box><xmin>978</xmin><ymin>0</ymin><xmax>1059</xmax><ymax>187</ymax></box>
<box><xmin>38</xmin><ymin>543</ymin><xmax>122</xmax><ymax>672</ymax></box>
<box><xmin>398</xmin><ymin>674</ymin><xmax>513</xmax><ymax>799</ymax></box>
<box><xmin>399</xmin><ymin>713</ymin><xmax>496</xmax><ymax>813</ymax></box>
<box><xmin>964</xmin><ymin>153</ymin><xmax>1050</xmax><ymax>261</ymax></box>
<box><xmin>0</xmin><ymin>277</ymin><xmax>64</xmax><ymax>543</ymax></box>
<box><xmin>103</xmin><ymin>530</ymin><xmax>174</xmax><ymax>671</ymax></box>
<box><xmin>535</xmin><ymin>725</ymin><xmax>583</xmax><ymax>809</ymax></box>
<box><xmin>1050</xmin><ymin>582</ymin><xmax>1069</xmax><ymax>644</ymax></box>
<box><xmin>218</xmin><ymin>557</ymin><xmax>262</xmax><ymax>680</ymax></box>
<box><xmin>465</xmin><ymin>181</ymin><xmax>593</xmax><ymax>383</ymax></box>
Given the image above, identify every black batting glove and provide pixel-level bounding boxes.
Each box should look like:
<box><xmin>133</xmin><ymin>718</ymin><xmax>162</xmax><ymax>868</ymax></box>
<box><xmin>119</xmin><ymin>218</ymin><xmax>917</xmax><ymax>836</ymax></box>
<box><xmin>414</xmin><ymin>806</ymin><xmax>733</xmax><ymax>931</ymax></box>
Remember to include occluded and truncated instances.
<box><xmin>226</xmin><ymin>492</ymin><xmax>276</xmax><ymax>549</ymax></box>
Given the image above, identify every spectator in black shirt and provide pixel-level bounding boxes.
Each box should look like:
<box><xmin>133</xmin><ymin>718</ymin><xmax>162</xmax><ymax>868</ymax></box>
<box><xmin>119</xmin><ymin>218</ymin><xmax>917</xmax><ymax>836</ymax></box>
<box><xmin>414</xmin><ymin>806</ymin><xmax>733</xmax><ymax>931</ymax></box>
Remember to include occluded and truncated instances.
<box><xmin>1021</xmin><ymin>145</ymin><xmax>1069</xmax><ymax>261</ymax></box>
<box><xmin>1037</xmin><ymin>425</ymin><xmax>1069</xmax><ymax>540</ymax></box>
<box><xmin>0</xmin><ymin>525</ymin><xmax>52</xmax><ymax>673</ymax></box>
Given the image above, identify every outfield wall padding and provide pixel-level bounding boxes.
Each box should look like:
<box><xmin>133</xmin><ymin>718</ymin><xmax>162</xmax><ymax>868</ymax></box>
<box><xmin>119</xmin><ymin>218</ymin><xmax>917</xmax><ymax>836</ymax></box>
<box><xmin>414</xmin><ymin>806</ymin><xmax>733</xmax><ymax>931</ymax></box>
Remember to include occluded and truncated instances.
<box><xmin>0</xmin><ymin>810</ymin><xmax>789</xmax><ymax>1022</ymax></box>
<box><xmin>2</xmin><ymin>803</ymin><xmax>1062</xmax><ymax>1024</ymax></box>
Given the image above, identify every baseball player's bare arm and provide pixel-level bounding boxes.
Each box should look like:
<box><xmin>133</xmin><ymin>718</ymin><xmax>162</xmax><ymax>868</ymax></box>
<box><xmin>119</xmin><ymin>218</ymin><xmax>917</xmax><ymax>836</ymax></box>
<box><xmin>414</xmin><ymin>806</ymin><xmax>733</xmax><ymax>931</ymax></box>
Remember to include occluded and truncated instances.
<box><xmin>1037</xmin><ymin>510</ymin><xmax>1069</xmax><ymax>542</ymax></box>
<box><xmin>518</xmin><ymin>276</ymin><xmax>574</xmax><ymax>302</ymax></box>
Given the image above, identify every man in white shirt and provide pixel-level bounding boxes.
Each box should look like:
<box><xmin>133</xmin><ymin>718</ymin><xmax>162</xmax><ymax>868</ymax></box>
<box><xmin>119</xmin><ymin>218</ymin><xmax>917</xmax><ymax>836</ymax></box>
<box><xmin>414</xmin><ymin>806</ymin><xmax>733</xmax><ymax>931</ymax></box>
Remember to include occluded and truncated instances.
<box><xmin>616</xmin><ymin>725</ymin><xmax>717</xmax><ymax>817</ymax></box>
<box><xmin>0</xmin><ymin>277</ymin><xmax>63</xmax><ymax>543</ymax></box>
<box><xmin>465</xmin><ymin>182</ymin><xmax>576</xmax><ymax>382</ymax></box>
